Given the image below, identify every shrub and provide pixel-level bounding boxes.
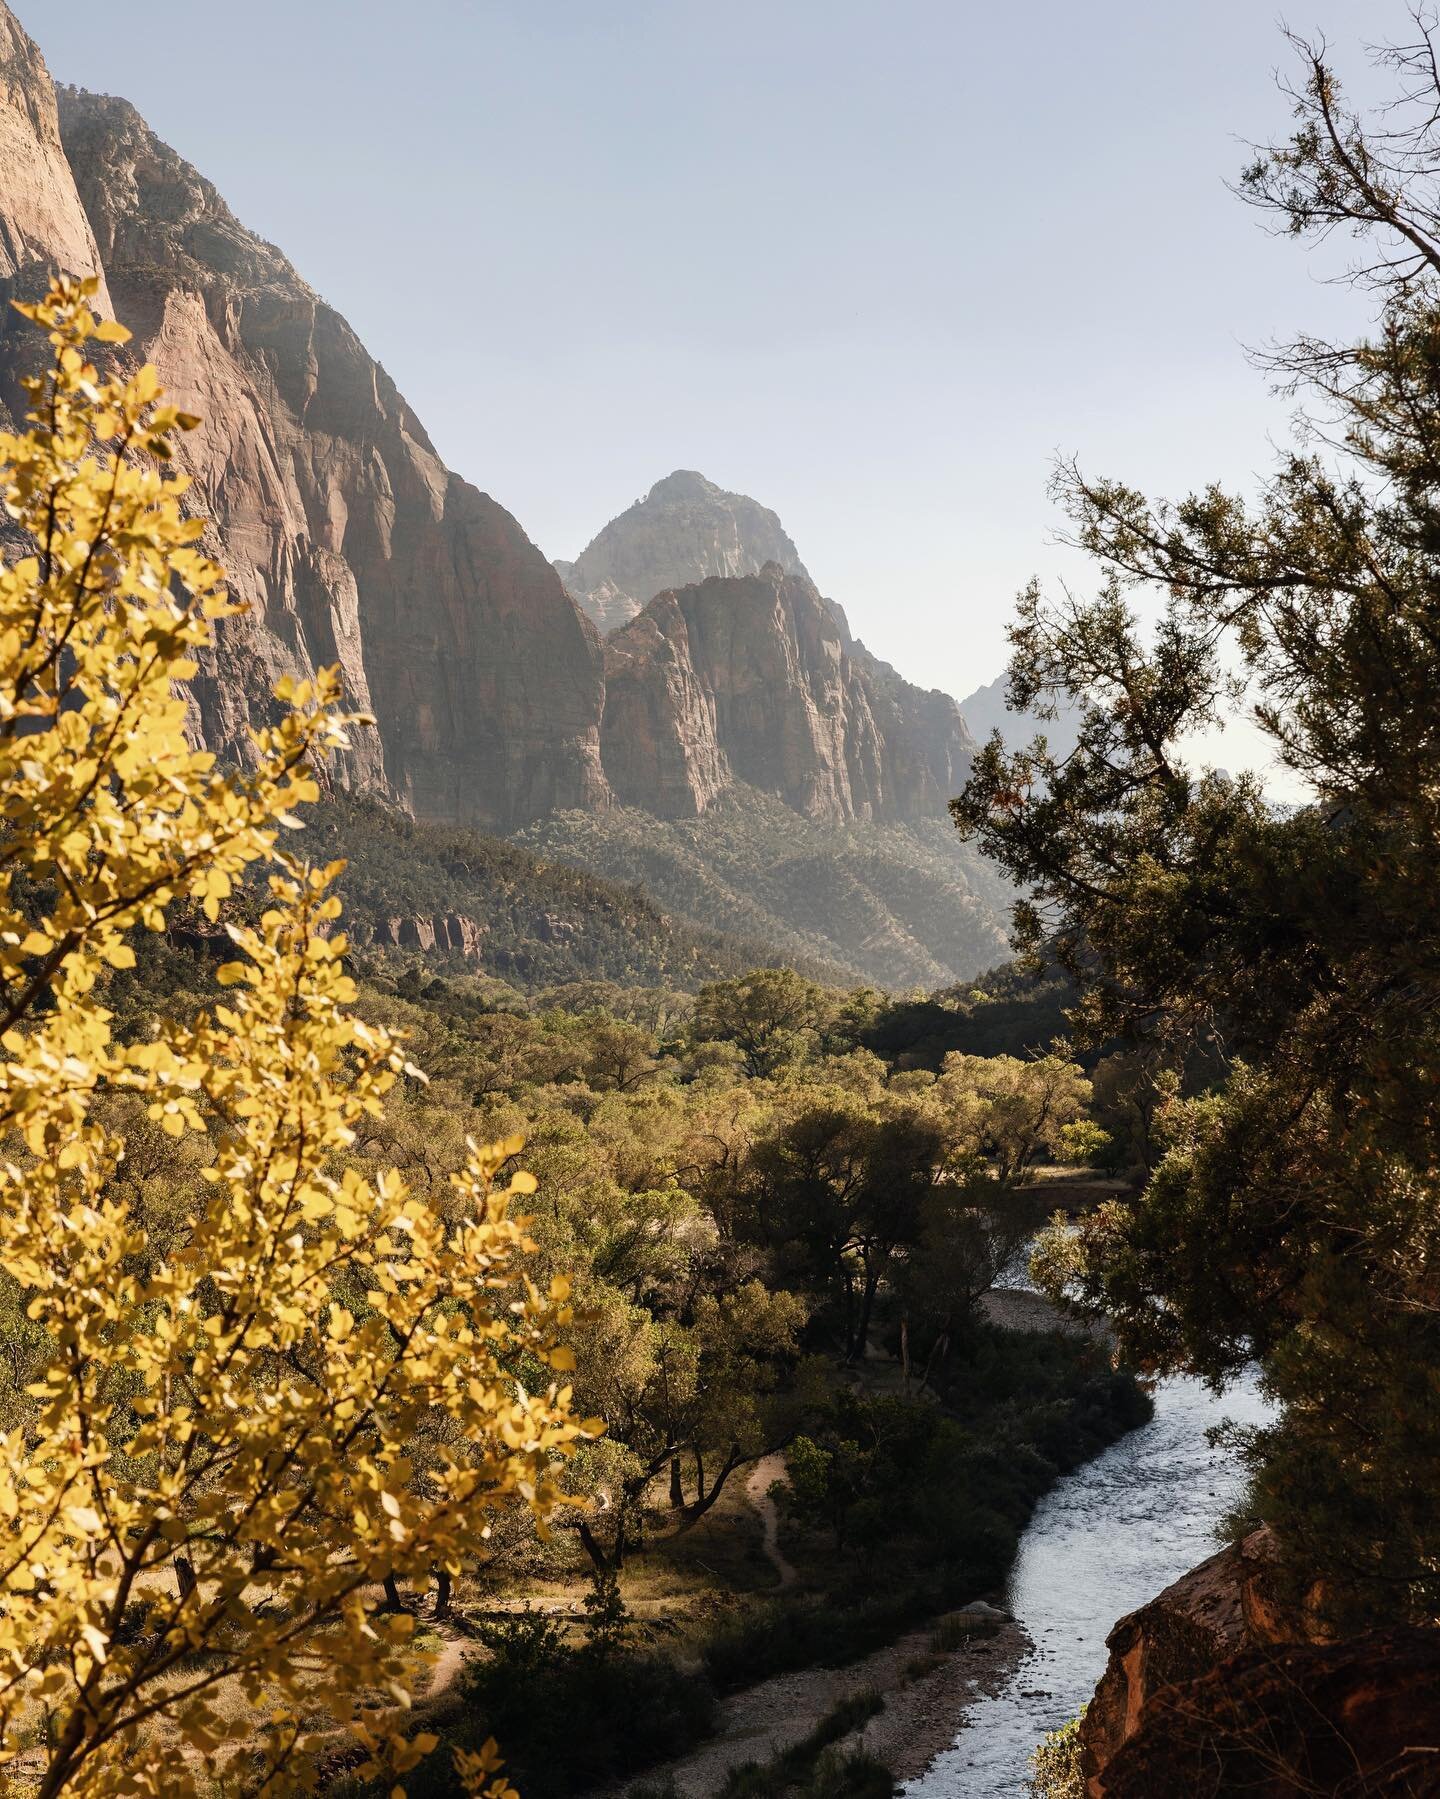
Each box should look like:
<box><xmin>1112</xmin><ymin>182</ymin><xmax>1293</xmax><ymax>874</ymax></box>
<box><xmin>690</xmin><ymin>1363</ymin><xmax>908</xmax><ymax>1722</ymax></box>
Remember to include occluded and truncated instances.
<box><xmin>716</xmin><ymin>1693</ymin><xmax>888</xmax><ymax>1796</ymax></box>
<box><xmin>403</xmin><ymin>1633</ymin><xmax>718</xmax><ymax>1799</ymax></box>
<box><xmin>1030</xmin><ymin>1708</ymin><xmax>1087</xmax><ymax>1798</ymax></box>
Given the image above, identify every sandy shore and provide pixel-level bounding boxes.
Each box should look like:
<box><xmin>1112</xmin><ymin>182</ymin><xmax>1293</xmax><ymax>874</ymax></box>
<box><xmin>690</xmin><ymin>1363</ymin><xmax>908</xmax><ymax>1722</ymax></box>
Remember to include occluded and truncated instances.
<box><xmin>857</xmin><ymin>1616</ymin><xmax>1030</xmax><ymax>1785</ymax></box>
<box><xmin>592</xmin><ymin>1607</ymin><xmax>1031</xmax><ymax>1797</ymax></box>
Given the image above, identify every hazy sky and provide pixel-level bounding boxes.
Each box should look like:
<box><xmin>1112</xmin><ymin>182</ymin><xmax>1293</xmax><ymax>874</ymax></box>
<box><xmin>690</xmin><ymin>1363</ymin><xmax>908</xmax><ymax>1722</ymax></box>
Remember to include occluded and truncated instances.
<box><xmin>34</xmin><ymin>0</ymin><xmax>1383</xmax><ymax>752</ymax></box>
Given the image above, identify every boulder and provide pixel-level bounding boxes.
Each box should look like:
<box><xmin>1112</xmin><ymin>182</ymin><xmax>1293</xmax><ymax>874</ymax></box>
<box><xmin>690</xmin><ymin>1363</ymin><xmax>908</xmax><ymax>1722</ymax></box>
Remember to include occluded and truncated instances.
<box><xmin>1082</xmin><ymin>1527</ymin><xmax>1311</xmax><ymax>1789</ymax></box>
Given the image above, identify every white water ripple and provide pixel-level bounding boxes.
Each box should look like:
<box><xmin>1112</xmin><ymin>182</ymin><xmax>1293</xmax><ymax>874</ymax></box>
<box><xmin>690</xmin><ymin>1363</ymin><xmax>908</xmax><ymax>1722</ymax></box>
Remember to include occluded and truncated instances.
<box><xmin>904</xmin><ymin>1369</ymin><xmax>1271</xmax><ymax>1799</ymax></box>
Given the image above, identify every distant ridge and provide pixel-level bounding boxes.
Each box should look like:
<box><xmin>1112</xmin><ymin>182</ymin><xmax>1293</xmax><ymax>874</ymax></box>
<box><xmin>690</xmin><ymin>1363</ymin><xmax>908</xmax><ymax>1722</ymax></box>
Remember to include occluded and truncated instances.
<box><xmin>961</xmin><ymin>671</ymin><xmax>1085</xmax><ymax>759</ymax></box>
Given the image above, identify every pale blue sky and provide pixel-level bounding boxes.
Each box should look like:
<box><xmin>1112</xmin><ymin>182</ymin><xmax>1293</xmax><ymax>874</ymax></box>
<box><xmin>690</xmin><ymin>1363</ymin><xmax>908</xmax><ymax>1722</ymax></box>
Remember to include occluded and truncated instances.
<box><xmin>34</xmin><ymin>1</ymin><xmax>1380</xmax><ymax>754</ymax></box>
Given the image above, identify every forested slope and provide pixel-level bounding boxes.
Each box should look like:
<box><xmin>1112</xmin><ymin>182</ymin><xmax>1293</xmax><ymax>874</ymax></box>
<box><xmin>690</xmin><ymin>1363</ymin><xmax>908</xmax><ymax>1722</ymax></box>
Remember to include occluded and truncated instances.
<box><xmin>515</xmin><ymin>787</ymin><xmax>1011</xmax><ymax>989</ymax></box>
<box><xmin>294</xmin><ymin>796</ymin><xmax>854</xmax><ymax>991</ymax></box>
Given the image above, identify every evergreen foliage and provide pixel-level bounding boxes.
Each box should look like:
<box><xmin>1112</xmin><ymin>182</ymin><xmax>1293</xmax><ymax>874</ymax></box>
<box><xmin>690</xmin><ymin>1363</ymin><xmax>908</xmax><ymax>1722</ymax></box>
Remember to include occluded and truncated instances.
<box><xmin>955</xmin><ymin>19</ymin><xmax>1440</xmax><ymax>1626</ymax></box>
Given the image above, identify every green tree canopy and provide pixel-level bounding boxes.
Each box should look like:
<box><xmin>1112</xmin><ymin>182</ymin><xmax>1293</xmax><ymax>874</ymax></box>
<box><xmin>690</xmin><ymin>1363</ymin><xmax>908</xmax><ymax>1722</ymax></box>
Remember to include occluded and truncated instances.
<box><xmin>953</xmin><ymin>18</ymin><xmax>1440</xmax><ymax>1627</ymax></box>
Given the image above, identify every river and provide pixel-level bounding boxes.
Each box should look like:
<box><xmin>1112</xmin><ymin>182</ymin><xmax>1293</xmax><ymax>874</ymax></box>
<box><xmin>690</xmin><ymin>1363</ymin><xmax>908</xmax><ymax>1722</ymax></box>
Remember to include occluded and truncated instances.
<box><xmin>903</xmin><ymin>1366</ymin><xmax>1271</xmax><ymax>1798</ymax></box>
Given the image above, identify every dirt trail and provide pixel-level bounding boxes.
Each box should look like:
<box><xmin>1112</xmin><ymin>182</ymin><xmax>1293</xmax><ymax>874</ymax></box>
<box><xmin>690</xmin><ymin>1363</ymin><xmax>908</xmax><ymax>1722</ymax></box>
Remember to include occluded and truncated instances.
<box><xmin>423</xmin><ymin>1629</ymin><xmax>473</xmax><ymax>1705</ymax></box>
<box><xmin>746</xmin><ymin>1453</ymin><xmax>796</xmax><ymax>1589</ymax></box>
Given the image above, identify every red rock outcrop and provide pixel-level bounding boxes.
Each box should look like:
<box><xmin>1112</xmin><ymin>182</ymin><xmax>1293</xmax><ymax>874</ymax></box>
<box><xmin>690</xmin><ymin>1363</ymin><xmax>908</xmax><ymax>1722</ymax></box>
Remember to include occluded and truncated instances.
<box><xmin>600</xmin><ymin>563</ymin><xmax>975</xmax><ymax>822</ymax></box>
<box><xmin>1079</xmin><ymin>1527</ymin><xmax>1348</xmax><ymax>1795</ymax></box>
<box><xmin>0</xmin><ymin>4</ymin><xmax>611</xmax><ymax>829</ymax></box>
<box><xmin>1097</xmin><ymin>1626</ymin><xmax>1440</xmax><ymax>1797</ymax></box>
<box><xmin>376</xmin><ymin>914</ymin><xmax>488</xmax><ymax>956</ymax></box>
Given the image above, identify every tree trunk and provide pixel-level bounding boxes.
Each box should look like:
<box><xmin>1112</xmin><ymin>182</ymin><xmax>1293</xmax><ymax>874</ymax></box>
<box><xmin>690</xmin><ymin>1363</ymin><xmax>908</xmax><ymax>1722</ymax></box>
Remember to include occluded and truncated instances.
<box><xmin>919</xmin><ymin>1319</ymin><xmax>951</xmax><ymax>1395</ymax></box>
<box><xmin>576</xmin><ymin>1520</ymin><xmax>608</xmax><ymax>1571</ymax></box>
<box><xmin>853</xmin><ymin>1264</ymin><xmax>881</xmax><ymax>1361</ymax></box>
<box><xmin>677</xmin><ymin>1446</ymin><xmax>744</xmax><ymax>1530</ymax></box>
<box><xmin>577</xmin><ymin>1517</ymin><xmax>628</xmax><ymax>1571</ymax></box>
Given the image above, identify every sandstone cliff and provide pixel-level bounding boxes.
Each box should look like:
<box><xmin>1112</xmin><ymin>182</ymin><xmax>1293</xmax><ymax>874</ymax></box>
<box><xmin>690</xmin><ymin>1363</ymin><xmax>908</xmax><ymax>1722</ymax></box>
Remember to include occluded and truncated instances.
<box><xmin>1096</xmin><ymin>1628</ymin><xmax>1440</xmax><ymax>1797</ymax></box>
<box><xmin>1068</xmin><ymin>1527</ymin><xmax>1440</xmax><ymax>1798</ymax></box>
<box><xmin>599</xmin><ymin>562</ymin><xmax>976</xmax><ymax>823</ymax></box>
<box><xmin>556</xmin><ymin>469</ymin><xmax>810</xmax><ymax>633</ymax></box>
<box><xmin>0</xmin><ymin>10</ymin><xmax>107</xmax><ymax>308</ymax></box>
<box><xmin>0</xmin><ymin>4</ymin><xmax>611</xmax><ymax>829</ymax></box>
<box><xmin>0</xmin><ymin>1</ymin><xmax>1005</xmax><ymax>977</ymax></box>
<box><xmin>1080</xmin><ymin>1527</ymin><xmax>1300</xmax><ymax>1790</ymax></box>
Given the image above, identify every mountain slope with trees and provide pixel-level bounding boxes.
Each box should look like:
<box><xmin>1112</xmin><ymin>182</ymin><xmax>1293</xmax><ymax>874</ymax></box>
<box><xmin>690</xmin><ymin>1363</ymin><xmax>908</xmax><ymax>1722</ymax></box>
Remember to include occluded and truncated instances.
<box><xmin>516</xmin><ymin>788</ymin><xmax>1010</xmax><ymax>989</ymax></box>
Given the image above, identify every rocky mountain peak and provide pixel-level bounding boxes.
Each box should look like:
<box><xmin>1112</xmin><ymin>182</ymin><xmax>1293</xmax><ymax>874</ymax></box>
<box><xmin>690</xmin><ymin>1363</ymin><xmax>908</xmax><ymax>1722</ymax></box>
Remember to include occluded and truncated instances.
<box><xmin>556</xmin><ymin>468</ymin><xmax>810</xmax><ymax>634</ymax></box>
<box><xmin>600</xmin><ymin>564</ymin><xmax>975</xmax><ymax>824</ymax></box>
<box><xmin>645</xmin><ymin>468</ymin><xmax>719</xmax><ymax>503</ymax></box>
<box><xmin>56</xmin><ymin>87</ymin><xmax>309</xmax><ymax>306</ymax></box>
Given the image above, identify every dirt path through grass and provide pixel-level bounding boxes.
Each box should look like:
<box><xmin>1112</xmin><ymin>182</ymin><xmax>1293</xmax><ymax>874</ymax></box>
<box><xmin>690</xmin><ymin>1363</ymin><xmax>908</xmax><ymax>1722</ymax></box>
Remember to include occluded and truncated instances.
<box><xmin>746</xmin><ymin>1454</ymin><xmax>796</xmax><ymax>1589</ymax></box>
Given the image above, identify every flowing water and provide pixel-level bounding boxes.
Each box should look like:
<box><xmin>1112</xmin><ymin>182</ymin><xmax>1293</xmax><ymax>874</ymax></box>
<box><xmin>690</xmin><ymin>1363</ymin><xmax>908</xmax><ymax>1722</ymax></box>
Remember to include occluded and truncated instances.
<box><xmin>904</xmin><ymin>1367</ymin><xmax>1271</xmax><ymax>1798</ymax></box>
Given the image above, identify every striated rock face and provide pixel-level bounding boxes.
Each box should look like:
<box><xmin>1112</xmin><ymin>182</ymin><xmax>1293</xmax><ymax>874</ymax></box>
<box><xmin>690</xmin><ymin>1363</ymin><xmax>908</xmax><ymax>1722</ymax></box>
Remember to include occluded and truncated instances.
<box><xmin>600</xmin><ymin>591</ymin><xmax>732</xmax><ymax>817</ymax></box>
<box><xmin>599</xmin><ymin>563</ymin><xmax>975</xmax><ymax>822</ymax></box>
<box><xmin>550</xmin><ymin>568</ymin><xmax>643</xmax><ymax>638</ymax></box>
<box><xmin>0</xmin><ymin>11</ymin><xmax>107</xmax><ymax>308</ymax></box>
<box><xmin>0</xmin><ymin>4</ymin><xmax>611</xmax><ymax>828</ymax></box>
<box><xmin>853</xmin><ymin>638</ymin><xmax>981</xmax><ymax>822</ymax></box>
<box><xmin>1080</xmin><ymin>1527</ymin><xmax>1341</xmax><ymax>1796</ymax></box>
<box><xmin>557</xmin><ymin>469</ymin><xmax>810</xmax><ymax>633</ymax></box>
<box><xmin>370</xmin><ymin>914</ymin><xmax>488</xmax><ymax>956</ymax></box>
<box><xmin>1098</xmin><ymin>1627</ymin><xmax>1440</xmax><ymax>1798</ymax></box>
<box><xmin>0</xmin><ymin>2</ymin><xmax>990</xmax><ymax>885</ymax></box>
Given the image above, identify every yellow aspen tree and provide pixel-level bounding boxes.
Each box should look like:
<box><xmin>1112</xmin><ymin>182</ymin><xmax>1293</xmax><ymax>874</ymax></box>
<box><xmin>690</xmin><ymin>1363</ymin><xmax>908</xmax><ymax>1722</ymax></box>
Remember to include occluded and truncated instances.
<box><xmin>0</xmin><ymin>278</ymin><xmax>595</xmax><ymax>1796</ymax></box>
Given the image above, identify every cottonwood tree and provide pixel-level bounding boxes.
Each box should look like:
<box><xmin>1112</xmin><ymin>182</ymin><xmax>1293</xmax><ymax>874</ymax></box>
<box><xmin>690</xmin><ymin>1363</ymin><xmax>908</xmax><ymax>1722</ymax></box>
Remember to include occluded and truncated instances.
<box><xmin>953</xmin><ymin>16</ymin><xmax>1440</xmax><ymax>1626</ymax></box>
<box><xmin>692</xmin><ymin>969</ymin><xmax>833</xmax><ymax>1077</ymax></box>
<box><xmin>748</xmin><ymin>1081</ymin><xmax>957</xmax><ymax>1361</ymax></box>
<box><xmin>0</xmin><ymin>279</ymin><xmax>593</xmax><ymax>1797</ymax></box>
<box><xmin>935</xmin><ymin>1052</ymin><xmax>1090</xmax><ymax>1184</ymax></box>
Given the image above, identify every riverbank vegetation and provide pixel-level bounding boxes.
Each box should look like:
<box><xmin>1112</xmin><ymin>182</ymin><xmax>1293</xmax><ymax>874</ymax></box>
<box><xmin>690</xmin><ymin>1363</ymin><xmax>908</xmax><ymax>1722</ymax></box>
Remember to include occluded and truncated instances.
<box><xmin>1029</xmin><ymin>1709</ymin><xmax>1086</xmax><ymax>1798</ymax></box>
<box><xmin>275</xmin><ymin>958</ymin><xmax>1147</xmax><ymax>1796</ymax></box>
<box><xmin>92</xmin><ymin>918</ymin><xmax>1150</xmax><ymax>1797</ymax></box>
<box><xmin>956</xmin><ymin>15</ymin><xmax>1440</xmax><ymax>1634</ymax></box>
